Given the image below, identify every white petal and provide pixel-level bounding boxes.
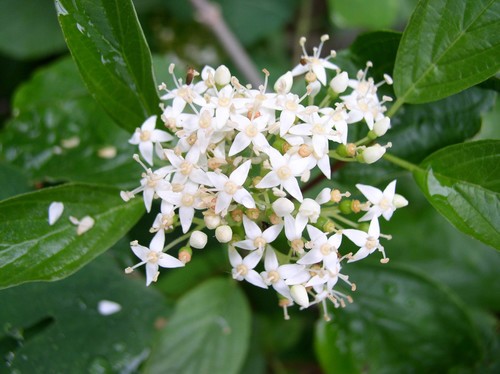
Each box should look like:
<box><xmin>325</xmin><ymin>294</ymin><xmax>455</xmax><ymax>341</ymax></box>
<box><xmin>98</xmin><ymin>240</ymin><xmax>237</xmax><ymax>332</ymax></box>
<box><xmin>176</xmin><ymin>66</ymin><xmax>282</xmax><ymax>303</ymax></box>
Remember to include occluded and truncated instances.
<box><xmin>264</xmin><ymin>248</ymin><xmax>279</xmax><ymax>270</ymax></box>
<box><xmin>383</xmin><ymin>180</ymin><xmax>397</xmax><ymax>200</ymax></box>
<box><xmin>283</xmin><ymin>177</ymin><xmax>303</xmax><ymax>202</ymax></box>
<box><xmin>245</xmin><ymin>270</ymin><xmax>268</xmax><ymax>289</ymax></box>
<box><xmin>272</xmin><ymin>280</ymin><xmax>291</xmax><ymax>299</ymax></box>
<box><xmin>230</xmin><ymin>160</ymin><xmax>251</xmax><ymax>186</ymax></box>
<box><xmin>228</xmin><ymin>132</ymin><xmax>251</xmax><ymax>156</ymax></box>
<box><xmin>145</xmin><ymin>262</ymin><xmax>159</xmax><ymax>286</ymax></box>
<box><xmin>190</xmin><ymin>169</ymin><xmax>210</xmax><ymax>185</ymax></box>
<box><xmin>143</xmin><ymin>187</ymin><xmax>154</xmax><ymax>213</ymax></box>
<box><xmin>228</xmin><ymin>247</ymin><xmax>242</xmax><ymax>267</ymax></box>
<box><xmin>279</xmin><ymin>110</ymin><xmax>296</xmax><ymax>136</ymax></box>
<box><xmin>368</xmin><ymin>217</ymin><xmax>380</xmax><ymax>238</ymax></box>
<box><xmin>48</xmin><ymin>202</ymin><xmax>64</xmax><ymax>225</ymax></box>
<box><xmin>347</xmin><ymin>247</ymin><xmax>370</xmax><ymax>262</ymax></box>
<box><xmin>233</xmin><ymin>189</ymin><xmax>256</xmax><ymax>209</ymax></box>
<box><xmin>139</xmin><ymin>142</ymin><xmax>154</xmax><ymax>166</ymax></box>
<box><xmin>317</xmin><ymin>155</ymin><xmax>331</xmax><ymax>179</ymax></box>
<box><xmin>297</xmin><ymin>249</ymin><xmax>322</xmax><ymax>265</ymax></box>
<box><xmin>243</xmin><ymin>250</ymin><xmax>264</xmax><ymax>269</ymax></box>
<box><xmin>256</xmin><ymin>171</ymin><xmax>280</xmax><ymax>189</ymax></box>
<box><xmin>343</xmin><ymin>229</ymin><xmax>368</xmax><ymax>247</ymax></box>
<box><xmin>158</xmin><ymin>253</ymin><xmax>185</xmax><ymax>268</ymax></box>
<box><xmin>150</xmin><ymin>230</ymin><xmax>165</xmax><ymax>252</ymax></box>
<box><xmin>356</xmin><ymin>184</ymin><xmax>383</xmax><ymax>204</ymax></box>
<box><xmin>131</xmin><ymin>244</ymin><xmax>149</xmax><ymax>261</ymax></box>
<box><xmin>242</xmin><ymin>215</ymin><xmax>262</xmax><ymax>239</ymax></box>
<box><xmin>207</xmin><ymin>172</ymin><xmax>228</xmax><ymax>190</ymax></box>
<box><xmin>312</xmin><ymin>64</ymin><xmax>327</xmax><ymax>86</ymax></box>
<box><xmin>262</xmin><ymin>224</ymin><xmax>283</xmax><ymax>243</ymax></box>
<box><xmin>306</xmin><ymin>225</ymin><xmax>325</xmax><ymax>243</ymax></box>
<box><xmin>215</xmin><ymin>191</ymin><xmax>232</xmax><ymax>214</ymax></box>
<box><xmin>179</xmin><ymin>206</ymin><xmax>195</xmax><ymax>233</ymax></box>
<box><xmin>316</xmin><ymin>188</ymin><xmax>331</xmax><ymax>204</ymax></box>
<box><xmin>233</xmin><ymin>239</ymin><xmax>256</xmax><ymax>250</ymax></box>
<box><xmin>141</xmin><ymin>115</ymin><xmax>157</xmax><ymax>132</ymax></box>
<box><xmin>151</xmin><ymin>129</ymin><xmax>173</xmax><ymax>143</ymax></box>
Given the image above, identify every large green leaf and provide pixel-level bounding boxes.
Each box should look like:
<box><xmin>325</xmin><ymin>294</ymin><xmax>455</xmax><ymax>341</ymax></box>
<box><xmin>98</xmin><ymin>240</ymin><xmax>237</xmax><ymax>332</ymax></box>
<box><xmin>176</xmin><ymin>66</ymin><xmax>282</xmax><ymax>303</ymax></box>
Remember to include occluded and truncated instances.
<box><xmin>328</xmin><ymin>0</ymin><xmax>401</xmax><ymax>29</ymax></box>
<box><xmin>315</xmin><ymin>264</ymin><xmax>483</xmax><ymax>373</ymax></box>
<box><xmin>0</xmin><ymin>183</ymin><xmax>144</xmax><ymax>289</ymax></box>
<box><xmin>0</xmin><ymin>57</ymin><xmax>138</xmax><ymax>189</ymax></box>
<box><xmin>394</xmin><ymin>0</ymin><xmax>500</xmax><ymax>104</ymax></box>
<box><xmin>145</xmin><ymin>278</ymin><xmax>251</xmax><ymax>374</ymax></box>
<box><xmin>0</xmin><ymin>254</ymin><xmax>168</xmax><ymax>373</ymax></box>
<box><xmin>413</xmin><ymin>140</ymin><xmax>500</xmax><ymax>249</ymax></box>
<box><xmin>0</xmin><ymin>0</ymin><xmax>67</xmax><ymax>60</ymax></box>
<box><xmin>0</xmin><ymin>58</ymin><xmax>140</xmax><ymax>188</ymax></box>
<box><xmin>55</xmin><ymin>0</ymin><xmax>159</xmax><ymax>132</ymax></box>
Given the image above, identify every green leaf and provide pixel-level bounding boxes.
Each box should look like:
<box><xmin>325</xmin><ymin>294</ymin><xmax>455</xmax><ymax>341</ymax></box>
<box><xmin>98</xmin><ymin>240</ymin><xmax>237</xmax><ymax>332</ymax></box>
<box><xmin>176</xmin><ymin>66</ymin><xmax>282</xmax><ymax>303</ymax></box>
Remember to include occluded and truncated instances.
<box><xmin>0</xmin><ymin>183</ymin><xmax>144</xmax><ymax>289</ymax></box>
<box><xmin>393</xmin><ymin>0</ymin><xmax>500</xmax><ymax>104</ymax></box>
<box><xmin>0</xmin><ymin>163</ymin><xmax>31</xmax><ymax>200</ymax></box>
<box><xmin>413</xmin><ymin>140</ymin><xmax>500</xmax><ymax>249</ymax></box>
<box><xmin>0</xmin><ymin>254</ymin><xmax>168</xmax><ymax>372</ymax></box>
<box><xmin>0</xmin><ymin>0</ymin><xmax>67</xmax><ymax>60</ymax></box>
<box><xmin>0</xmin><ymin>57</ymin><xmax>139</xmax><ymax>189</ymax></box>
<box><xmin>145</xmin><ymin>278</ymin><xmax>251</xmax><ymax>374</ymax></box>
<box><xmin>315</xmin><ymin>264</ymin><xmax>483</xmax><ymax>373</ymax></box>
<box><xmin>55</xmin><ymin>0</ymin><xmax>159</xmax><ymax>132</ymax></box>
<box><xmin>328</xmin><ymin>0</ymin><xmax>400</xmax><ymax>29</ymax></box>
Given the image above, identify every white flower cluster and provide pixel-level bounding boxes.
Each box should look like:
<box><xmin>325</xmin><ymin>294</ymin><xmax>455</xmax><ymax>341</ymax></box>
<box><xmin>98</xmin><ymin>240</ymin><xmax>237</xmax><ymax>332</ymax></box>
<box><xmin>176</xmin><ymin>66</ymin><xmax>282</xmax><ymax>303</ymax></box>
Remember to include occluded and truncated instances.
<box><xmin>121</xmin><ymin>35</ymin><xmax>407</xmax><ymax>320</ymax></box>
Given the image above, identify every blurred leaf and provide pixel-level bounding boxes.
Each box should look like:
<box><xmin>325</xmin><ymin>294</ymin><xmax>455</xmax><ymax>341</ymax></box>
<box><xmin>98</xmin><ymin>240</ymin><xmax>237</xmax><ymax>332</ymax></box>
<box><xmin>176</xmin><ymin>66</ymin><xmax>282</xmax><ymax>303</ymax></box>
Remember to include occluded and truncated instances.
<box><xmin>145</xmin><ymin>278</ymin><xmax>251</xmax><ymax>374</ymax></box>
<box><xmin>315</xmin><ymin>264</ymin><xmax>483</xmax><ymax>373</ymax></box>
<box><xmin>214</xmin><ymin>0</ymin><xmax>299</xmax><ymax>45</ymax></box>
<box><xmin>328</xmin><ymin>0</ymin><xmax>399</xmax><ymax>29</ymax></box>
<box><xmin>0</xmin><ymin>57</ymin><xmax>139</xmax><ymax>189</ymax></box>
<box><xmin>384</xmin><ymin>189</ymin><xmax>500</xmax><ymax>310</ymax></box>
<box><xmin>0</xmin><ymin>0</ymin><xmax>66</xmax><ymax>60</ymax></box>
<box><xmin>56</xmin><ymin>0</ymin><xmax>159</xmax><ymax>132</ymax></box>
<box><xmin>413</xmin><ymin>140</ymin><xmax>500</xmax><ymax>249</ymax></box>
<box><xmin>0</xmin><ymin>163</ymin><xmax>31</xmax><ymax>200</ymax></box>
<box><xmin>0</xmin><ymin>183</ymin><xmax>144</xmax><ymax>289</ymax></box>
<box><xmin>0</xmin><ymin>255</ymin><xmax>167</xmax><ymax>373</ymax></box>
<box><xmin>394</xmin><ymin>0</ymin><xmax>500</xmax><ymax>104</ymax></box>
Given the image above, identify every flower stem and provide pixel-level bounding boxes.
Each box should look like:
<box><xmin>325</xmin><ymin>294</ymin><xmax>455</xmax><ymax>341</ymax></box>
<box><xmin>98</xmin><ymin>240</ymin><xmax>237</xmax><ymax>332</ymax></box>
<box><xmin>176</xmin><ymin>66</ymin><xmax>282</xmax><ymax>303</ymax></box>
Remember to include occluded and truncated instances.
<box><xmin>164</xmin><ymin>225</ymin><xmax>202</xmax><ymax>252</ymax></box>
<box><xmin>387</xmin><ymin>97</ymin><xmax>404</xmax><ymax>118</ymax></box>
<box><xmin>329</xmin><ymin>212</ymin><xmax>359</xmax><ymax>229</ymax></box>
<box><xmin>383</xmin><ymin>152</ymin><xmax>419</xmax><ymax>172</ymax></box>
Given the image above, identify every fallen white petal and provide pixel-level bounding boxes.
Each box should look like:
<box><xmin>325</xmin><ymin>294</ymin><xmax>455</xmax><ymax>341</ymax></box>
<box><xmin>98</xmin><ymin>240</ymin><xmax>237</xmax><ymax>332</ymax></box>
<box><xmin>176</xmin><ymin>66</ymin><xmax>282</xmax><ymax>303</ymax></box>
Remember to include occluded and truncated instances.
<box><xmin>48</xmin><ymin>202</ymin><xmax>64</xmax><ymax>225</ymax></box>
<box><xmin>97</xmin><ymin>300</ymin><xmax>122</xmax><ymax>316</ymax></box>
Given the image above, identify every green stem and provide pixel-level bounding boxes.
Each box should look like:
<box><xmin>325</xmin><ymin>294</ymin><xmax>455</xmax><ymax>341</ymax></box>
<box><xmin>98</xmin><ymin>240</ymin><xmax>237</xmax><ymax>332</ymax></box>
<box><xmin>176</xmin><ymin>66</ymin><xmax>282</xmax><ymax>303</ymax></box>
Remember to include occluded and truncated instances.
<box><xmin>354</xmin><ymin>136</ymin><xmax>372</xmax><ymax>146</ymax></box>
<box><xmin>387</xmin><ymin>97</ymin><xmax>404</xmax><ymax>118</ymax></box>
<box><xmin>383</xmin><ymin>152</ymin><xmax>420</xmax><ymax>172</ymax></box>
<box><xmin>319</xmin><ymin>95</ymin><xmax>332</xmax><ymax>108</ymax></box>
<box><xmin>164</xmin><ymin>225</ymin><xmax>202</xmax><ymax>252</ymax></box>
<box><xmin>329</xmin><ymin>150</ymin><xmax>356</xmax><ymax>162</ymax></box>
<box><xmin>329</xmin><ymin>212</ymin><xmax>359</xmax><ymax>229</ymax></box>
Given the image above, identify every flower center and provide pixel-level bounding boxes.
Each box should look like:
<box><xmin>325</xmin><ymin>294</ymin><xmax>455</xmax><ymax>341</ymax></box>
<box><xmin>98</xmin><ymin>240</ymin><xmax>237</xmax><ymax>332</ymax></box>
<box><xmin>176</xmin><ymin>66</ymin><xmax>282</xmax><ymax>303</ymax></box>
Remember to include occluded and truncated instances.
<box><xmin>178</xmin><ymin>87</ymin><xmax>193</xmax><ymax>103</ymax></box>
<box><xmin>277</xmin><ymin>166</ymin><xmax>292</xmax><ymax>180</ymax></box>
<box><xmin>312</xmin><ymin>124</ymin><xmax>326</xmax><ymax>135</ymax></box>
<box><xmin>245</xmin><ymin>124</ymin><xmax>258</xmax><ymax>138</ymax></box>
<box><xmin>180</xmin><ymin>161</ymin><xmax>193</xmax><ymax>175</ymax></box>
<box><xmin>366</xmin><ymin>237</ymin><xmax>378</xmax><ymax>250</ymax></box>
<box><xmin>181</xmin><ymin>193</ymin><xmax>195</xmax><ymax>207</ymax></box>
<box><xmin>199</xmin><ymin>111</ymin><xmax>212</xmax><ymax>129</ymax></box>
<box><xmin>147</xmin><ymin>251</ymin><xmax>159</xmax><ymax>263</ymax></box>
<box><xmin>253</xmin><ymin>236</ymin><xmax>266</xmax><ymax>249</ymax></box>
<box><xmin>320</xmin><ymin>243</ymin><xmax>333</xmax><ymax>256</ymax></box>
<box><xmin>236</xmin><ymin>264</ymin><xmax>248</xmax><ymax>276</ymax></box>
<box><xmin>218</xmin><ymin>97</ymin><xmax>230</xmax><ymax>107</ymax></box>
<box><xmin>268</xmin><ymin>270</ymin><xmax>280</xmax><ymax>284</ymax></box>
<box><xmin>224</xmin><ymin>181</ymin><xmax>239</xmax><ymax>195</ymax></box>
<box><xmin>140</xmin><ymin>130</ymin><xmax>151</xmax><ymax>141</ymax></box>
<box><xmin>379</xmin><ymin>197</ymin><xmax>391</xmax><ymax>210</ymax></box>
<box><xmin>291</xmin><ymin>239</ymin><xmax>304</xmax><ymax>254</ymax></box>
<box><xmin>285</xmin><ymin>100</ymin><xmax>298</xmax><ymax>111</ymax></box>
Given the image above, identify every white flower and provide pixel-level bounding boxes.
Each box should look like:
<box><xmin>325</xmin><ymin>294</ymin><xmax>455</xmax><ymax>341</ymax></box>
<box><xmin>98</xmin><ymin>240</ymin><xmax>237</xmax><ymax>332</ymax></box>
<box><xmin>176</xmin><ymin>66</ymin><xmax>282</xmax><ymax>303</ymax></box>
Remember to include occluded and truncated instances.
<box><xmin>164</xmin><ymin>149</ymin><xmax>210</xmax><ymax>185</ymax></box>
<box><xmin>207</xmin><ymin>160</ymin><xmax>255</xmax><ymax>214</ymax></box>
<box><xmin>329</xmin><ymin>71</ymin><xmax>349</xmax><ymax>93</ymax></box>
<box><xmin>256</xmin><ymin>148</ymin><xmax>309</xmax><ymax>202</ymax></box>
<box><xmin>291</xmin><ymin>35</ymin><xmax>338</xmax><ymax>86</ymax></box>
<box><xmin>157</xmin><ymin>182</ymin><xmax>201</xmax><ymax>233</ymax></box>
<box><xmin>289</xmin><ymin>111</ymin><xmax>339</xmax><ymax>157</ymax></box>
<box><xmin>295</xmin><ymin>188</ymin><xmax>331</xmax><ymax>229</ymax></box>
<box><xmin>362</xmin><ymin>144</ymin><xmax>387</xmax><ymax>164</ymax></box>
<box><xmin>129</xmin><ymin>116</ymin><xmax>173</xmax><ymax>165</ymax></box>
<box><xmin>271</xmin><ymin>93</ymin><xmax>306</xmax><ymax>136</ymax></box>
<box><xmin>229</xmin><ymin>247</ymin><xmax>267</xmax><ymax>288</ymax></box>
<box><xmin>228</xmin><ymin>114</ymin><xmax>270</xmax><ymax>156</ymax></box>
<box><xmin>261</xmin><ymin>248</ymin><xmax>307</xmax><ymax>299</ymax></box>
<box><xmin>214</xmin><ymin>65</ymin><xmax>231</xmax><ymax>86</ymax></box>
<box><xmin>234</xmin><ymin>215</ymin><xmax>283</xmax><ymax>251</ymax></box>
<box><xmin>373</xmin><ymin>117</ymin><xmax>391</xmax><ymax>136</ymax></box>
<box><xmin>69</xmin><ymin>215</ymin><xmax>95</xmax><ymax>235</ymax></box>
<box><xmin>298</xmin><ymin>225</ymin><xmax>342</xmax><ymax>271</ymax></box>
<box><xmin>343</xmin><ymin>217</ymin><xmax>386</xmax><ymax>262</ymax></box>
<box><xmin>290</xmin><ymin>284</ymin><xmax>309</xmax><ymax>308</ymax></box>
<box><xmin>272</xmin><ymin>197</ymin><xmax>295</xmax><ymax>217</ymax></box>
<box><xmin>48</xmin><ymin>202</ymin><xmax>64</xmax><ymax>225</ymax></box>
<box><xmin>274</xmin><ymin>71</ymin><xmax>293</xmax><ymax>95</ymax></box>
<box><xmin>126</xmin><ymin>240</ymin><xmax>184</xmax><ymax>286</ymax></box>
<box><xmin>356</xmin><ymin>180</ymin><xmax>397</xmax><ymax>221</ymax></box>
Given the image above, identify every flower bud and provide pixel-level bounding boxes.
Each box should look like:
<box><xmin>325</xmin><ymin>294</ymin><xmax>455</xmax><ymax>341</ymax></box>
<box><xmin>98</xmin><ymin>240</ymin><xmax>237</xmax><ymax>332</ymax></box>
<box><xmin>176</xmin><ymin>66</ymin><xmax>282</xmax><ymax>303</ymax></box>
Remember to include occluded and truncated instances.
<box><xmin>178</xmin><ymin>246</ymin><xmax>192</xmax><ymax>263</ymax></box>
<box><xmin>290</xmin><ymin>285</ymin><xmax>309</xmax><ymax>308</ymax></box>
<box><xmin>393</xmin><ymin>194</ymin><xmax>409</xmax><ymax>208</ymax></box>
<box><xmin>373</xmin><ymin>117</ymin><xmax>391</xmax><ymax>137</ymax></box>
<box><xmin>272</xmin><ymin>197</ymin><xmax>295</xmax><ymax>217</ymax></box>
<box><xmin>298</xmin><ymin>198</ymin><xmax>321</xmax><ymax>223</ymax></box>
<box><xmin>361</xmin><ymin>144</ymin><xmax>386</xmax><ymax>164</ymax></box>
<box><xmin>214</xmin><ymin>65</ymin><xmax>231</xmax><ymax>86</ymax></box>
<box><xmin>329</xmin><ymin>71</ymin><xmax>349</xmax><ymax>93</ymax></box>
<box><xmin>215</xmin><ymin>225</ymin><xmax>233</xmax><ymax>243</ymax></box>
<box><xmin>307</xmin><ymin>81</ymin><xmax>321</xmax><ymax>97</ymax></box>
<box><xmin>274</xmin><ymin>71</ymin><xmax>293</xmax><ymax>94</ymax></box>
<box><xmin>204</xmin><ymin>213</ymin><xmax>221</xmax><ymax>229</ymax></box>
<box><xmin>190</xmin><ymin>230</ymin><xmax>208</xmax><ymax>249</ymax></box>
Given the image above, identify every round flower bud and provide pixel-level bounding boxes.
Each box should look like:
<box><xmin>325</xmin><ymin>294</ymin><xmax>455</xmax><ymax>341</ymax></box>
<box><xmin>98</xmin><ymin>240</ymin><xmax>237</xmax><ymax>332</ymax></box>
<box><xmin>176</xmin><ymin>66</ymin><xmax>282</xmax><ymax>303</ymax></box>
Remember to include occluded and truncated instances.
<box><xmin>329</xmin><ymin>71</ymin><xmax>349</xmax><ymax>93</ymax></box>
<box><xmin>214</xmin><ymin>65</ymin><xmax>231</xmax><ymax>86</ymax></box>
<box><xmin>215</xmin><ymin>225</ymin><xmax>233</xmax><ymax>243</ymax></box>
<box><xmin>298</xmin><ymin>198</ymin><xmax>321</xmax><ymax>223</ymax></box>
<box><xmin>362</xmin><ymin>144</ymin><xmax>386</xmax><ymax>164</ymax></box>
<box><xmin>189</xmin><ymin>230</ymin><xmax>208</xmax><ymax>249</ymax></box>
<box><xmin>290</xmin><ymin>285</ymin><xmax>309</xmax><ymax>308</ymax></box>
<box><xmin>373</xmin><ymin>117</ymin><xmax>391</xmax><ymax>137</ymax></box>
<box><xmin>393</xmin><ymin>194</ymin><xmax>409</xmax><ymax>208</ymax></box>
<box><xmin>204</xmin><ymin>213</ymin><xmax>221</xmax><ymax>229</ymax></box>
<box><xmin>274</xmin><ymin>71</ymin><xmax>293</xmax><ymax>94</ymax></box>
<box><xmin>272</xmin><ymin>197</ymin><xmax>295</xmax><ymax>217</ymax></box>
